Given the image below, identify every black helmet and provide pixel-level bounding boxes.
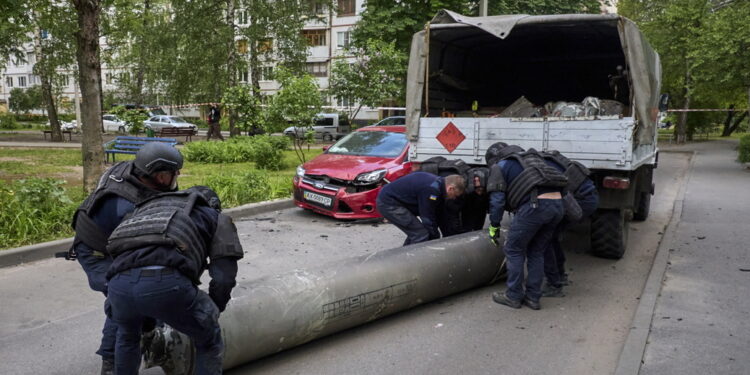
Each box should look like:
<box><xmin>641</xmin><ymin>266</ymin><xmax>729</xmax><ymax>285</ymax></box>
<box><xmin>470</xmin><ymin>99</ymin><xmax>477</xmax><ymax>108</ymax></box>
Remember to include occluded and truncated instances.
<box><xmin>485</xmin><ymin>142</ymin><xmax>524</xmax><ymax>165</ymax></box>
<box><xmin>187</xmin><ymin>185</ymin><xmax>221</xmax><ymax>211</ymax></box>
<box><xmin>134</xmin><ymin>143</ymin><xmax>183</xmax><ymax>175</ymax></box>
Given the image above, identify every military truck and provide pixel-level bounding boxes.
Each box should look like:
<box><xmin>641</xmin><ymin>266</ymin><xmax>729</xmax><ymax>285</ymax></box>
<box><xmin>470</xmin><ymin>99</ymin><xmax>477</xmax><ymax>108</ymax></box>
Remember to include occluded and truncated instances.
<box><xmin>406</xmin><ymin>10</ymin><xmax>665</xmax><ymax>259</ymax></box>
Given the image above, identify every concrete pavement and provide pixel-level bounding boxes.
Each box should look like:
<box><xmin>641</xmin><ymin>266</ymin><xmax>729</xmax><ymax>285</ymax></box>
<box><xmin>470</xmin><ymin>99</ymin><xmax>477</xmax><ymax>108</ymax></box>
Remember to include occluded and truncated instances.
<box><xmin>639</xmin><ymin>140</ymin><xmax>750</xmax><ymax>374</ymax></box>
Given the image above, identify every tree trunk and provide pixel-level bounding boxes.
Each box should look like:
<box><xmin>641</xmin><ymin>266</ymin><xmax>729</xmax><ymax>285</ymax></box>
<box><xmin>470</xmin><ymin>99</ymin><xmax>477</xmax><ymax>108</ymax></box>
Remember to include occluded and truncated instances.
<box><xmin>675</xmin><ymin>68</ymin><xmax>691</xmax><ymax>144</ymax></box>
<box><xmin>72</xmin><ymin>0</ymin><xmax>105</xmax><ymax>194</ymax></box>
<box><xmin>727</xmin><ymin>111</ymin><xmax>748</xmax><ymax>135</ymax></box>
<box><xmin>35</xmin><ymin>28</ymin><xmax>62</xmax><ymax>142</ymax></box>
<box><xmin>134</xmin><ymin>0</ymin><xmax>151</xmax><ymax>107</ymax></box>
<box><xmin>721</xmin><ymin>105</ymin><xmax>736</xmax><ymax>137</ymax></box>
<box><xmin>226</xmin><ymin>0</ymin><xmax>239</xmax><ymax>137</ymax></box>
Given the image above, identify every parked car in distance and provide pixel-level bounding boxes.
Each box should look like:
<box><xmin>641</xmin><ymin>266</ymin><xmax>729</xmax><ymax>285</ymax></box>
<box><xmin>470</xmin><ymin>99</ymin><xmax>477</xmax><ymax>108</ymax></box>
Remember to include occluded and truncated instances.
<box><xmin>143</xmin><ymin>115</ymin><xmax>198</xmax><ymax>132</ymax></box>
<box><xmin>103</xmin><ymin>114</ymin><xmax>128</xmax><ymax>133</ymax></box>
<box><xmin>293</xmin><ymin>125</ymin><xmax>412</xmax><ymax>219</ymax></box>
<box><xmin>373</xmin><ymin>116</ymin><xmax>405</xmax><ymax>126</ymax></box>
<box><xmin>284</xmin><ymin>113</ymin><xmax>350</xmax><ymax>141</ymax></box>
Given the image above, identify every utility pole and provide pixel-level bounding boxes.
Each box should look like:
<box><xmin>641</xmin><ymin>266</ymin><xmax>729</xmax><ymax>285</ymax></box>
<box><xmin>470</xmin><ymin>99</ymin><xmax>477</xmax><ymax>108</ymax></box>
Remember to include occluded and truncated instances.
<box><xmin>479</xmin><ymin>0</ymin><xmax>488</xmax><ymax>17</ymax></box>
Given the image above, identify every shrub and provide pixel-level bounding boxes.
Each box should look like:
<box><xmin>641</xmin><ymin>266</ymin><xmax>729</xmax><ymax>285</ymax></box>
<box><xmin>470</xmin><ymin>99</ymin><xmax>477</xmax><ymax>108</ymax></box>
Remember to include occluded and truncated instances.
<box><xmin>0</xmin><ymin>178</ymin><xmax>77</xmax><ymax>249</ymax></box>
<box><xmin>251</xmin><ymin>135</ymin><xmax>285</xmax><ymax>170</ymax></box>
<box><xmin>739</xmin><ymin>134</ymin><xmax>750</xmax><ymax>163</ymax></box>
<box><xmin>203</xmin><ymin>170</ymin><xmax>273</xmax><ymax>207</ymax></box>
<box><xmin>0</xmin><ymin>113</ymin><xmax>19</xmax><ymax>129</ymax></box>
<box><xmin>183</xmin><ymin>135</ymin><xmax>287</xmax><ymax>169</ymax></box>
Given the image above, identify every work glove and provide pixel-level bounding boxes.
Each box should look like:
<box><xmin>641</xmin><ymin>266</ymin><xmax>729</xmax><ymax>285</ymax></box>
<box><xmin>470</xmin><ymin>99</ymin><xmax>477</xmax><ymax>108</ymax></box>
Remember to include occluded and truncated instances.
<box><xmin>488</xmin><ymin>225</ymin><xmax>500</xmax><ymax>246</ymax></box>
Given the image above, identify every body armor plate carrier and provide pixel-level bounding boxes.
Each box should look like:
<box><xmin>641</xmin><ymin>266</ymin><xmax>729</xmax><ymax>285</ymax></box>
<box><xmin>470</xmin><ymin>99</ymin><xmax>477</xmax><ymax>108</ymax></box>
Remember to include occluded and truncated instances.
<box><xmin>71</xmin><ymin>162</ymin><xmax>157</xmax><ymax>253</ymax></box>
<box><xmin>505</xmin><ymin>149</ymin><xmax>568</xmax><ymax>210</ymax></box>
<box><xmin>107</xmin><ymin>191</ymin><xmax>212</xmax><ymax>281</ymax></box>
<box><xmin>543</xmin><ymin>150</ymin><xmax>591</xmax><ymax>197</ymax></box>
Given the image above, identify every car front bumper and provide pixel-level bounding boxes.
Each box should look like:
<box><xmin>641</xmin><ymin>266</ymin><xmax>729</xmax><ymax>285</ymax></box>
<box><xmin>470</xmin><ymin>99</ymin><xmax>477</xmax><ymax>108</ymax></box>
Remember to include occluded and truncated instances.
<box><xmin>292</xmin><ymin>176</ymin><xmax>383</xmax><ymax>219</ymax></box>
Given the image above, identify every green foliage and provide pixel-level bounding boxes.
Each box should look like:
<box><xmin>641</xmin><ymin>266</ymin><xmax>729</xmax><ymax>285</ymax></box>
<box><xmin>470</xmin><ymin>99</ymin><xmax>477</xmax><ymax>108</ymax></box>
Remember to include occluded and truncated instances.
<box><xmin>182</xmin><ymin>135</ymin><xmax>288</xmax><ymax>170</ymax></box>
<box><xmin>739</xmin><ymin>135</ymin><xmax>750</xmax><ymax>163</ymax></box>
<box><xmin>222</xmin><ymin>85</ymin><xmax>265</xmax><ymax>134</ymax></box>
<box><xmin>330</xmin><ymin>39</ymin><xmax>407</xmax><ymax>117</ymax></box>
<box><xmin>487</xmin><ymin>0</ymin><xmax>602</xmax><ymax>15</ymax></box>
<box><xmin>0</xmin><ymin>178</ymin><xmax>77</xmax><ymax>249</ymax></box>
<box><xmin>8</xmin><ymin>88</ymin><xmax>31</xmax><ymax>114</ymax></box>
<box><xmin>202</xmin><ymin>170</ymin><xmax>275</xmax><ymax>207</ymax></box>
<box><xmin>0</xmin><ymin>113</ymin><xmax>19</xmax><ymax>129</ymax></box>
<box><xmin>110</xmin><ymin>105</ymin><xmax>147</xmax><ymax>134</ymax></box>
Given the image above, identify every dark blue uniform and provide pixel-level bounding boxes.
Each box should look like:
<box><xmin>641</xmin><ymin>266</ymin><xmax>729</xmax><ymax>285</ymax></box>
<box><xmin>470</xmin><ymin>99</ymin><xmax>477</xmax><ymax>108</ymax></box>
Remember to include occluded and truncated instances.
<box><xmin>74</xmin><ymin>195</ymin><xmax>134</xmax><ymax>362</ymax></box>
<box><xmin>377</xmin><ymin>172</ymin><xmax>445</xmax><ymax>245</ymax></box>
<box><xmin>106</xmin><ymin>204</ymin><xmax>239</xmax><ymax>375</ymax></box>
<box><xmin>544</xmin><ymin>161</ymin><xmax>599</xmax><ymax>288</ymax></box>
<box><xmin>489</xmin><ymin>159</ymin><xmax>564</xmax><ymax>304</ymax></box>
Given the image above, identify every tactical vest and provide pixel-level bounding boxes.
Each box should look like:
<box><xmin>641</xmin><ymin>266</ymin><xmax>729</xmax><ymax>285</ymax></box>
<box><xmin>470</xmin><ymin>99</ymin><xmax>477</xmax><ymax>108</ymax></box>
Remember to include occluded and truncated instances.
<box><xmin>542</xmin><ymin>150</ymin><xmax>591</xmax><ymax>195</ymax></box>
<box><xmin>419</xmin><ymin>156</ymin><xmax>471</xmax><ymax>178</ymax></box>
<box><xmin>71</xmin><ymin>162</ymin><xmax>158</xmax><ymax>252</ymax></box>
<box><xmin>503</xmin><ymin>149</ymin><xmax>568</xmax><ymax>210</ymax></box>
<box><xmin>107</xmin><ymin>191</ymin><xmax>213</xmax><ymax>281</ymax></box>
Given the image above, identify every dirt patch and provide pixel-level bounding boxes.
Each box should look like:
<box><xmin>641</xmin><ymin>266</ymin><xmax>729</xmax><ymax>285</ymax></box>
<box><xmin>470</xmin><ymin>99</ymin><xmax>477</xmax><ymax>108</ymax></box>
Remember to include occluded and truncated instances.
<box><xmin>54</xmin><ymin>166</ymin><xmax>84</xmax><ymax>187</ymax></box>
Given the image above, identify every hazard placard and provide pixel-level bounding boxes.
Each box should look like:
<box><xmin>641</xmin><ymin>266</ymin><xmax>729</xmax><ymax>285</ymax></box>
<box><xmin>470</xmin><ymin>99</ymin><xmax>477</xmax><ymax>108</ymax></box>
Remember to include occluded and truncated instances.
<box><xmin>436</xmin><ymin>121</ymin><xmax>466</xmax><ymax>153</ymax></box>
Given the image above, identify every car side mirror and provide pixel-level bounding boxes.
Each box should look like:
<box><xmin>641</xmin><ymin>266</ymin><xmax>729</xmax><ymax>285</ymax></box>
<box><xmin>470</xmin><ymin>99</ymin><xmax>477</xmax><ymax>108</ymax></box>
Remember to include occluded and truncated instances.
<box><xmin>658</xmin><ymin>93</ymin><xmax>670</xmax><ymax>112</ymax></box>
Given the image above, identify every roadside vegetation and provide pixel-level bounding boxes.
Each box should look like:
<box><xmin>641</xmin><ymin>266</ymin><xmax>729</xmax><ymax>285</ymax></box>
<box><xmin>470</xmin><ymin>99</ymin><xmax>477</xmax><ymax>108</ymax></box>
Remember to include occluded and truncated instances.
<box><xmin>739</xmin><ymin>134</ymin><xmax>750</xmax><ymax>163</ymax></box>
<box><xmin>0</xmin><ymin>145</ymin><xmax>321</xmax><ymax>250</ymax></box>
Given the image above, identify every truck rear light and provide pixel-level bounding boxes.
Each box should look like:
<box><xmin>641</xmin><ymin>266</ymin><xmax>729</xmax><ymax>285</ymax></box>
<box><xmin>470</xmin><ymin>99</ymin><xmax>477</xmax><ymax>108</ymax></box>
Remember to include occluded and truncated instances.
<box><xmin>602</xmin><ymin>176</ymin><xmax>630</xmax><ymax>189</ymax></box>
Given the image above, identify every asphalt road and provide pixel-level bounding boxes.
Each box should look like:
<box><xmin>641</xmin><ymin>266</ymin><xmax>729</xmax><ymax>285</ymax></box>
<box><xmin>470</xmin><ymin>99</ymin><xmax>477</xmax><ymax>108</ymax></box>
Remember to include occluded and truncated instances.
<box><xmin>0</xmin><ymin>152</ymin><xmax>691</xmax><ymax>375</ymax></box>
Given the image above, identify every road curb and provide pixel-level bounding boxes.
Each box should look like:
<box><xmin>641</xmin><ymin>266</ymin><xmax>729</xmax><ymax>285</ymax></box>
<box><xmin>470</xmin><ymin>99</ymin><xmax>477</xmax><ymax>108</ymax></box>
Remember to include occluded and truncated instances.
<box><xmin>0</xmin><ymin>198</ymin><xmax>295</xmax><ymax>269</ymax></box>
<box><xmin>614</xmin><ymin>151</ymin><xmax>696</xmax><ymax>375</ymax></box>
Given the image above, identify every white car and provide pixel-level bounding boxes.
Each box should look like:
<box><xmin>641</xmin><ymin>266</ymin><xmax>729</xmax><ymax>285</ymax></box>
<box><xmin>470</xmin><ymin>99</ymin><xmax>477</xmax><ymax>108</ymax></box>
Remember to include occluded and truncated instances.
<box><xmin>142</xmin><ymin>115</ymin><xmax>197</xmax><ymax>132</ymax></box>
<box><xmin>103</xmin><ymin>114</ymin><xmax>128</xmax><ymax>133</ymax></box>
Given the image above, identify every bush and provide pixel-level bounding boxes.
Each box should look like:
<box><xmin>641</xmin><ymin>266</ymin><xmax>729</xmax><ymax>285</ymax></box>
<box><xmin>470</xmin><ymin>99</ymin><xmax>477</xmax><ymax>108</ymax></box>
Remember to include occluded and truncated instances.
<box><xmin>739</xmin><ymin>134</ymin><xmax>750</xmax><ymax>163</ymax></box>
<box><xmin>183</xmin><ymin>135</ymin><xmax>287</xmax><ymax>169</ymax></box>
<box><xmin>0</xmin><ymin>178</ymin><xmax>77</xmax><ymax>249</ymax></box>
<box><xmin>0</xmin><ymin>113</ymin><xmax>20</xmax><ymax>129</ymax></box>
<box><xmin>203</xmin><ymin>170</ymin><xmax>273</xmax><ymax>207</ymax></box>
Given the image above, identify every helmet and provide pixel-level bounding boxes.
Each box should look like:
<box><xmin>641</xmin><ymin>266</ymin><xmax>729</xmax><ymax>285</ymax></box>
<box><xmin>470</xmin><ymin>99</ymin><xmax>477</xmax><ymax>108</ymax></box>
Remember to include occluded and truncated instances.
<box><xmin>134</xmin><ymin>143</ymin><xmax>183</xmax><ymax>175</ymax></box>
<box><xmin>187</xmin><ymin>185</ymin><xmax>221</xmax><ymax>211</ymax></box>
<box><xmin>484</xmin><ymin>142</ymin><xmax>524</xmax><ymax>165</ymax></box>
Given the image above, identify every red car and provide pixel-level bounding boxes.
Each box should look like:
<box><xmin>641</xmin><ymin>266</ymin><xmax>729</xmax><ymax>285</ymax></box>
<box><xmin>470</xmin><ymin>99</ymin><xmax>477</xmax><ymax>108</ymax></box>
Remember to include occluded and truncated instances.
<box><xmin>292</xmin><ymin>125</ymin><xmax>412</xmax><ymax>219</ymax></box>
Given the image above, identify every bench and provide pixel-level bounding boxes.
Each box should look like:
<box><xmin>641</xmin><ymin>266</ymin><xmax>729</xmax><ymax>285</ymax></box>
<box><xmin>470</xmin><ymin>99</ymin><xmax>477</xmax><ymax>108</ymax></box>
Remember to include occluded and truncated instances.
<box><xmin>103</xmin><ymin>136</ymin><xmax>178</xmax><ymax>163</ymax></box>
<box><xmin>158</xmin><ymin>127</ymin><xmax>198</xmax><ymax>142</ymax></box>
<box><xmin>42</xmin><ymin>130</ymin><xmax>73</xmax><ymax>141</ymax></box>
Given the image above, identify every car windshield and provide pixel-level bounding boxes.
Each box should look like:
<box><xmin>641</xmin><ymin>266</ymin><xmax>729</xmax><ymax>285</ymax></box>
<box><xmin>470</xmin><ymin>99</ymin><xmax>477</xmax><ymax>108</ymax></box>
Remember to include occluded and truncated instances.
<box><xmin>327</xmin><ymin>131</ymin><xmax>407</xmax><ymax>157</ymax></box>
<box><xmin>168</xmin><ymin>117</ymin><xmax>186</xmax><ymax>123</ymax></box>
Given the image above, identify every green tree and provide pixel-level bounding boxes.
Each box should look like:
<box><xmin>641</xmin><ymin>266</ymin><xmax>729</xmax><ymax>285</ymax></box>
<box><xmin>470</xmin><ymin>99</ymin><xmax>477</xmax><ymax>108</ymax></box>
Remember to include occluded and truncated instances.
<box><xmin>329</xmin><ymin>39</ymin><xmax>406</xmax><ymax>119</ymax></box>
<box><xmin>8</xmin><ymin>88</ymin><xmax>31</xmax><ymax>114</ymax></box>
<box><xmin>25</xmin><ymin>85</ymin><xmax>44</xmax><ymax>112</ymax></box>
<box><xmin>221</xmin><ymin>85</ymin><xmax>266</xmax><ymax>135</ymax></box>
<box><xmin>269</xmin><ymin>67</ymin><xmax>323</xmax><ymax>163</ymax></box>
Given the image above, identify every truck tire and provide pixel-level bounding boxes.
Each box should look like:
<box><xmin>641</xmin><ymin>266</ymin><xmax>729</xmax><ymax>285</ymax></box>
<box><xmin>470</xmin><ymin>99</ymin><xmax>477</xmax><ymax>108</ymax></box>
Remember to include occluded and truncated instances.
<box><xmin>590</xmin><ymin>209</ymin><xmax>629</xmax><ymax>259</ymax></box>
<box><xmin>632</xmin><ymin>192</ymin><xmax>651</xmax><ymax>221</ymax></box>
<box><xmin>323</xmin><ymin>133</ymin><xmax>333</xmax><ymax>142</ymax></box>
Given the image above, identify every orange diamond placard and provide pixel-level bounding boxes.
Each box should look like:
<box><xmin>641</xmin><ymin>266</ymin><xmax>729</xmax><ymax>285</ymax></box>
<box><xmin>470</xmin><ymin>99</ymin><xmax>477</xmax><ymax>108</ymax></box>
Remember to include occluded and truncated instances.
<box><xmin>436</xmin><ymin>121</ymin><xmax>465</xmax><ymax>153</ymax></box>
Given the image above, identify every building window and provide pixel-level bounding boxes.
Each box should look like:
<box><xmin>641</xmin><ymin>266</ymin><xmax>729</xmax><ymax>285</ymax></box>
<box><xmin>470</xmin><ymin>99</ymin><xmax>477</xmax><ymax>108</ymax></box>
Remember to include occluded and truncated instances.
<box><xmin>118</xmin><ymin>72</ymin><xmax>130</xmax><ymax>84</ymax></box>
<box><xmin>105</xmin><ymin>73</ymin><xmax>113</xmax><ymax>85</ymax></box>
<box><xmin>306</xmin><ymin>62</ymin><xmax>328</xmax><ymax>77</ymax></box>
<box><xmin>236</xmin><ymin>9</ymin><xmax>248</xmax><ymax>25</ymax></box>
<box><xmin>259</xmin><ymin>66</ymin><xmax>273</xmax><ymax>81</ymax></box>
<box><xmin>18</xmin><ymin>76</ymin><xmax>26</xmax><ymax>87</ymax></box>
<box><xmin>309</xmin><ymin>1</ymin><xmax>325</xmax><ymax>14</ymax></box>
<box><xmin>337</xmin><ymin>96</ymin><xmax>352</xmax><ymax>107</ymax></box>
<box><xmin>337</xmin><ymin>0</ymin><xmax>355</xmax><ymax>16</ymax></box>
<box><xmin>238</xmin><ymin>69</ymin><xmax>249</xmax><ymax>83</ymax></box>
<box><xmin>336</xmin><ymin>31</ymin><xmax>351</xmax><ymax>49</ymax></box>
<box><xmin>258</xmin><ymin>38</ymin><xmax>273</xmax><ymax>53</ymax></box>
<box><xmin>5</xmin><ymin>76</ymin><xmax>13</xmax><ymax>88</ymax></box>
<box><xmin>60</xmin><ymin>75</ymin><xmax>69</xmax><ymax>87</ymax></box>
<box><xmin>303</xmin><ymin>30</ymin><xmax>326</xmax><ymax>47</ymax></box>
<box><xmin>29</xmin><ymin>75</ymin><xmax>37</xmax><ymax>85</ymax></box>
<box><xmin>237</xmin><ymin>39</ymin><xmax>249</xmax><ymax>54</ymax></box>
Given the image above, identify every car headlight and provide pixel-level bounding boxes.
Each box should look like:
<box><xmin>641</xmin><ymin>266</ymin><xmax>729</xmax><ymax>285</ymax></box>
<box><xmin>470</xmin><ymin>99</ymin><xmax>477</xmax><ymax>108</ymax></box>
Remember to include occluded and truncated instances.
<box><xmin>354</xmin><ymin>169</ymin><xmax>387</xmax><ymax>185</ymax></box>
<box><xmin>296</xmin><ymin>165</ymin><xmax>306</xmax><ymax>177</ymax></box>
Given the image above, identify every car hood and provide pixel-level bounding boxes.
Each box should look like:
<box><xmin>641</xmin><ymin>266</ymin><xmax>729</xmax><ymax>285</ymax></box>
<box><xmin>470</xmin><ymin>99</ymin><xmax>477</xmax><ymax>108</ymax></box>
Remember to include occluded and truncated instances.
<box><xmin>302</xmin><ymin>153</ymin><xmax>400</xmax><ymax>181</ymax></box>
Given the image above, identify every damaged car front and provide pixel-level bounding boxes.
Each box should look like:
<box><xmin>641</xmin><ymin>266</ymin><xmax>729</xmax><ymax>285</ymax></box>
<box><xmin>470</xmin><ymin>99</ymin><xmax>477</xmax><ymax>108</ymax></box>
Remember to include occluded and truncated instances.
<box><xmin>293</xmin><ymin>126</ymin><xmax>412</xmax><ymax>219</ymax></box>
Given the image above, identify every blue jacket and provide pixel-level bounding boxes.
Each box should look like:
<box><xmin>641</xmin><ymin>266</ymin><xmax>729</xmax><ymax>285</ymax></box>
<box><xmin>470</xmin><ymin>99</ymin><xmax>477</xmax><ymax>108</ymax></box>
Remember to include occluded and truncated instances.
<box><xmin>378</xmin><ymin>172</ymin><xmax>445</xmax><ymax>238</ymax></box>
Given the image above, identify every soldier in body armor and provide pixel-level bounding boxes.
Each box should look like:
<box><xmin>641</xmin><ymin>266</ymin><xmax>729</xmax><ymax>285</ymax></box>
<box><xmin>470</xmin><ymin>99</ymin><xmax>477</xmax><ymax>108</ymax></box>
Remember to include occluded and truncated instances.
<box><xmin>486</xmin><ymin>143</ymin><xmax>566</xmax><ymax>310</ymax></box>
<box><xmin>105</xmin><ymin>186</ymin><xmax>243</xmax><ymax>375</ymax></box>
<box><xmin>69</xmin><ymin>142</ymin><xmax>183</xmax><ymax>374</ymax></box>
<box><xmin>541</xmin><ymin>151</ymin><xmax>599</xmax><ymax>297</ymax></box>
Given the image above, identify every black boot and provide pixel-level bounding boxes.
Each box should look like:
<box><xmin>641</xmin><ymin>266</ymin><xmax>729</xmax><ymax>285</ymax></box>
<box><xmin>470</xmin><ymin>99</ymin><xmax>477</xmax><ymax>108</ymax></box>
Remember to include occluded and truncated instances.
<box><xmin>542</xmin><ymin>284</ymin><xmax>565</xmax><ymax>298</ymax></box>
<box><xmin>492</xmin><ymin>291</ymin><xmax>521</xmax><ymax>309</ymax></box>
<box><xmin>522</xmin><ymin>297</ymin><xmax>541</xmax><ymax>310</ymax></box>
<box><xmin>101</xmin><ymin>358</ymin><xmax>114</xmax><ymax>375</ymax></box>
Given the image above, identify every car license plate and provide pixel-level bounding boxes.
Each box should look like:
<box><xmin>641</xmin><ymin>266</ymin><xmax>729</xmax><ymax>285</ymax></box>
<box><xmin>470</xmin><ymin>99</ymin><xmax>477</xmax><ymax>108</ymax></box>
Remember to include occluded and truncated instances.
<box><xmin>303</xmin><ymin>190</ymin><xmax>333</xmax><ymax>208</ymax></box>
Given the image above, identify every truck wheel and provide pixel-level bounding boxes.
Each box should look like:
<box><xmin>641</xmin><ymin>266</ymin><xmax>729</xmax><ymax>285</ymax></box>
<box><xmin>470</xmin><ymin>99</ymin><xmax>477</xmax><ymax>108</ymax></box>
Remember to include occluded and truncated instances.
<box><xmin>323</xmin><ymin>133</ymin><xmax>333</xmax><ymax>142</ymax></box>
<box><xmin>632</xmin><ymin>192</ymin><xmax>651</xmax><ymax>221</ymax></box>
<box><xmin>590</xmin><ymin>209</ymin><xmax>629</xmax><ymax>259</ymax></box>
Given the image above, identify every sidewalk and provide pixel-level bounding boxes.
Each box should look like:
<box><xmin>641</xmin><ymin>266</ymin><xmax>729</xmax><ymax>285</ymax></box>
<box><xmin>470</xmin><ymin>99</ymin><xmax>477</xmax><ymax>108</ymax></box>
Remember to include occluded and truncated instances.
<box><xmin>640</xmin><ymin>140</ymin><xmax>750</xmax><ymax>374</ymax></box>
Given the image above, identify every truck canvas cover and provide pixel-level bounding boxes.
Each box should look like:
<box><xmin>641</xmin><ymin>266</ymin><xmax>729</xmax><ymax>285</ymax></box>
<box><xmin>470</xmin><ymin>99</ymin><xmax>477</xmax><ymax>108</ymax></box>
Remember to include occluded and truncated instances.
<box><xmin>406</xmin><ymin>10</ymin><xmax>661</xmax><ymax>147</ymax></box>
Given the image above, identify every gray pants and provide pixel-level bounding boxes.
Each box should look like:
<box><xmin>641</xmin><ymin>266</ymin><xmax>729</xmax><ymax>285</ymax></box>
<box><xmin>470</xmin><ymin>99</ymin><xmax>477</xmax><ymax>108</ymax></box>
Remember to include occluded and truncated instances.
<box><xmin>377</xmin><ymin>200</ymin><xmax>430</xmax><ymax>245</ymax></box>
